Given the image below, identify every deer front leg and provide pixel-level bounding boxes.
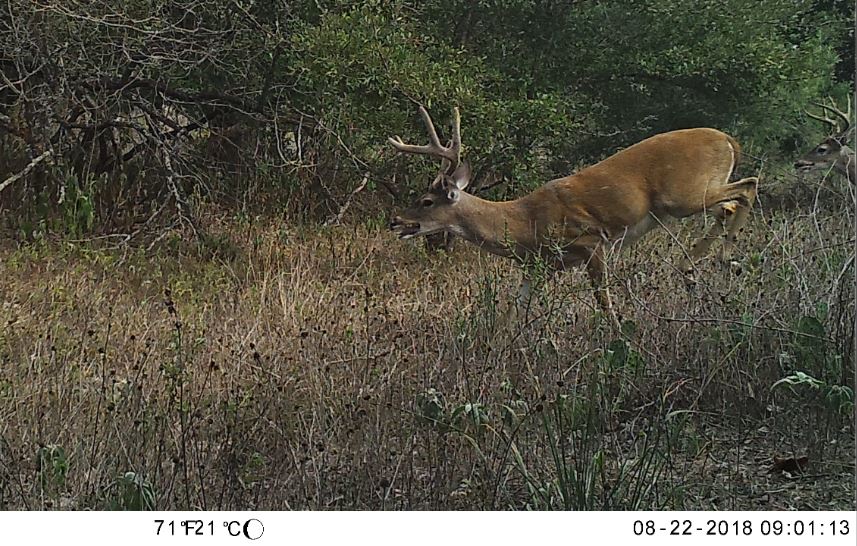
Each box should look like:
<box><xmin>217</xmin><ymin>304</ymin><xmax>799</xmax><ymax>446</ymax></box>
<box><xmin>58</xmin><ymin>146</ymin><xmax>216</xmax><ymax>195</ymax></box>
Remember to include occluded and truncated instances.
<box><xmin>584</xmin><ymin>247</ymin><xmax>621</xmax><ymax>330</ymax></box>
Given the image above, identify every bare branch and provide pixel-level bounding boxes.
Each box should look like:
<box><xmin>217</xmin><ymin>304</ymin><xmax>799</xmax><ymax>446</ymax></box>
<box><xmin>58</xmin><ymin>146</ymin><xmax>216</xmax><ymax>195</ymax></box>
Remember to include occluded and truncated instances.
<box><xmin>0</xmin><ymin>149</ymin><xmax>53</xmax><ymax>194</ymax></box>
<box><xmin>324</xmin><ymin>174</ymin><xmax>369</xmax><ymax>226</ymax></box>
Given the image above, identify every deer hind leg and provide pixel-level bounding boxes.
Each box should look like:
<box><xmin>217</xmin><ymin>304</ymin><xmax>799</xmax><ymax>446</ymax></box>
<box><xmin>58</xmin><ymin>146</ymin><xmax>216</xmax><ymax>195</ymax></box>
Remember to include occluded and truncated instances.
<box><xmin>678</xmin><ymin>208</ymin><xmax>729</xmax><ymax>275</ymax></box>
<box><xmin>718</xmin><ymin>179</ymin><xmax>757</xmax><ymax>264</ymax></box>
<box><xmin>678</xmin><ymin>177</ymin><xmax>758</xmax><ymax>274</ymax></box>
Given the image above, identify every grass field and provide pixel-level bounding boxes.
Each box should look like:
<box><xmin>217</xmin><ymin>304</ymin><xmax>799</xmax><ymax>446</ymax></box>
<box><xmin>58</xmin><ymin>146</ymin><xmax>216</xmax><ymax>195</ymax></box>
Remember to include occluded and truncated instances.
<box><xmin>0</xmin><ymin>172</ymin><xmax>854</xmax><ymax>510</ymax></box>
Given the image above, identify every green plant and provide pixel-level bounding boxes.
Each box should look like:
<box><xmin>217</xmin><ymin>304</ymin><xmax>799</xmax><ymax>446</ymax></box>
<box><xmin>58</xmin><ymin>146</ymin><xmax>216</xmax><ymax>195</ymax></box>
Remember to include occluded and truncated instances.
<box><xmin>509</xmin><ymin>389</ymin><xmax>672</xmax><ymax>510</ymax></box>
<box><xmin>772</xmin><ymin>371</ymin><xmax>854</xmax><ymax>417</ymax></box>
<box><xmin>37</xmin><ymin>444</ymin><xmax>69</xmax><ymax>492</ymax></box>
<box><xmin>103</xmin><ymin>472</ymin><xmax>156</xmax><ymax>510</ymax></box>
<box><xmin>415</xmin><ymin>388</ymin><xmax>446</xmax><ymax>428</ymax></box>
<box><xmin>57</xmin><ymin>171</ymin><xmax>96</xmax><ymax>237</ymax></box>
<box><xmin>603</xmin><ymin>335</ymin><xmax>645</xmax><ymax>376</ymax></box>
<box><xmin>450</xmin><ymin>401</ymin><xmax>490</xmax><ymax>433</ymax></box>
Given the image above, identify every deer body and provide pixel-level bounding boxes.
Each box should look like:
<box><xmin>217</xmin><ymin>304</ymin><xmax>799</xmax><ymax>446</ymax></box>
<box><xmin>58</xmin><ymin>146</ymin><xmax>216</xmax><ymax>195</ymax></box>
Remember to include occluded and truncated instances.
<box><xmin>389</xmin><ymin>107</ymin><xmax>758</xmax><ymax>327</ymax></box>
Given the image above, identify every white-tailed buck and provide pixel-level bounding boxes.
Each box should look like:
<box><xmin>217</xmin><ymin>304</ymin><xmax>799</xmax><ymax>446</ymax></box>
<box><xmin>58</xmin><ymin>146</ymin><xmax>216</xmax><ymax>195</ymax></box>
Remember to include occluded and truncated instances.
<box><xmin>795</xmin><ymin>98</ymin><xmax>854</xmax><ymax>185</ymax></box>
<box><xmin>389</xmin><ymin>106</ymin><xmax>758</xmax><ymax>327</ymax></box>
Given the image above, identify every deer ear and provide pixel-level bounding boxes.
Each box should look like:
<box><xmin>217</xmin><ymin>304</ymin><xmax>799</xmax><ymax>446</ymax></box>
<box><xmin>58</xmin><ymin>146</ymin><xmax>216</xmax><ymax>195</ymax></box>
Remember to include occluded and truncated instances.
<box><xmin>450</xmin><ymin>161</ymin><xmax>471</xmax><ymax>190</ymax></box>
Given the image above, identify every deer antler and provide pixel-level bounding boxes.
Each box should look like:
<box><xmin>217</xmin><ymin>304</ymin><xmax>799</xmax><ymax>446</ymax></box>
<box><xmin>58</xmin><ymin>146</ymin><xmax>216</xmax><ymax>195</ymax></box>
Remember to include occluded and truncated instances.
<box><xmin>807</xmin><ymin>97</ymin><xmax>852</xmax><ymax>135</ymax></box>
<box><xmin>822</xmin><ymin>96</ymin><xmax>851</xmax><ymax>132</ymax></box>
<box><xmin>389</xmin><ymin>106</ymin><xmax>461</xmax><ymax>172</ymax></box>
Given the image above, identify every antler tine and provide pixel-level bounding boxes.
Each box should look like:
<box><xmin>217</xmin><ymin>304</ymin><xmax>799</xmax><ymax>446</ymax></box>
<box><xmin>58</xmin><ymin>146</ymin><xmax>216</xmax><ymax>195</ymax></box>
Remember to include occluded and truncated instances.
<box><xmin>821</xmin><ymin>96</ymin><xmax>852</xmax><ymax>133</ymax></box>
<box><xmin>810</xmin><ymin>97</ymin><xmax>852</xmax><ymax>134</ymax></box>
<box><xmin>417</xmin><ymin>105</ymin><xmax>444</xmax><ymax>150</ymax></box>
<box><xmin>436</xmin><ymin>108</ymin><xmax>463</xmax><ymax>173</ymax></box>
<box><xmin>808</xmin><ymin>102</ymin><xmax>842</xmax><ymax>132</ymax></box>
<box><xmin>449</xmin><ymin>107</ymin><xmax>461</xmax><ymax>168</ymax></box>
<box><xmin>388</xmin><ymin>105</ymin><xmax>461</xmax><ymax>170</ymax></box>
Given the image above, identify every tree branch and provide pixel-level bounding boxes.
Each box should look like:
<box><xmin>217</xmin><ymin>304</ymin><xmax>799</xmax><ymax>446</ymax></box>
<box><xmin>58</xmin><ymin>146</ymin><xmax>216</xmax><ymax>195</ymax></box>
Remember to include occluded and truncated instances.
<box><xmin>0</xmin><ymin>149</ymin><xmax>53</xmax><ymax>195</ymax></box>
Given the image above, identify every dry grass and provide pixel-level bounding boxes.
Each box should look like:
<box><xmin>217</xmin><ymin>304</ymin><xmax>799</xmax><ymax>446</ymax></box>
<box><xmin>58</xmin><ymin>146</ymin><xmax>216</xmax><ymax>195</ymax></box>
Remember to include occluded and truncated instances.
<box><xmin>0</xmin><ymin>173</ymin><xmax>855</xmax><ymax>510</ymax></box>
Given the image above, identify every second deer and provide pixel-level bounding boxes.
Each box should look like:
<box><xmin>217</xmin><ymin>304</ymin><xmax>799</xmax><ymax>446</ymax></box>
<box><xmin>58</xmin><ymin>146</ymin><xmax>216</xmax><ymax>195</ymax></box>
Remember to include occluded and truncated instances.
<box><xmin>389</xmin><ymin>106</ymin><xmax>759</xmax><ymax>328</ymax></box>
<box><xmin>795</xmin><ymin>98</ymin><xmax>855</xmax><ymax>185</ymax></box>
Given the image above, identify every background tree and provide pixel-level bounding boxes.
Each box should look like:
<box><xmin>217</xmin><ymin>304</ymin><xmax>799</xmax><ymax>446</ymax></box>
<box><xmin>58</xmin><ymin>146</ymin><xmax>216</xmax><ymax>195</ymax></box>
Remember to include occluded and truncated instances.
<box><xmin>0</xmin><ymin>0</ymin><xmax>851</xmax><ymax>239</ymax></box>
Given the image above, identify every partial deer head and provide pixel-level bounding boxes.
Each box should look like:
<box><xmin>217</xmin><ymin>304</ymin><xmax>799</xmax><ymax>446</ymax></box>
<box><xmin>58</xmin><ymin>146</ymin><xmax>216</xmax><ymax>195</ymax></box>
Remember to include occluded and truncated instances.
<box><xmin>389</xmin><ymin>106</ymin><xmax>473</xmax><ymax>239</ymax></box>
<box><xmin>795</xmin><ymin>97</ymin><xmax>854</xmax><ymax>183</ymax></box>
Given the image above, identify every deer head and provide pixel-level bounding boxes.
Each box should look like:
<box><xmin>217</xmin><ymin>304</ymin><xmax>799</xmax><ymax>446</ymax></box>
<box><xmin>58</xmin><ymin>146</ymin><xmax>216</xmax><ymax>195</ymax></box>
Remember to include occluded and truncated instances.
<box><xmin>795</xmin><ymin>98</ymin><xmax>854</xmax><ymax>181</ymax></box>
<box><xmin>389</xmin><ymin>106</ymin><xmax>473</xmax><ymax>239</ymax></box>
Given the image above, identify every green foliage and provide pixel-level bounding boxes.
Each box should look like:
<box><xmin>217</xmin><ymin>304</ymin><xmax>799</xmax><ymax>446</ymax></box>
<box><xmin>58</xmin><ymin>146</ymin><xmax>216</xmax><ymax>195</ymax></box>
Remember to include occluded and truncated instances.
<box><xmin>774</xmin><ymin>314</ymin><xmax>853</xmax><ymax>418</ymax></box>
<box><xmin>36</xmin><ymin>444</ymin><xmax>69</xmax><ymax>492</ymax></box>
<box><xmin>511</xmin><ymin>391</ymin><xmax>671</xmax><ymax>510</ymax></box>
<box><xmin>58</xmin><ymin>173</ymin><xmax>96</xmax><ymax>238</ymax></box>
<box><xmin>1</xmin><ymin>0</ymin><xmax>850</xmax><ymax>227</ymax></box>
<box><xmin>287</xmin><ymin>3</ymin><xmax>579</xmax><ymax>195</ymax></box>
<box><xmin>604</xmin><ymin>337</ymin><xmax>646</xmax><ymax>376</ymax></box>
<box><xmin>793</xmin><ymin>315</ymin><xmax>828</xmax><ymax>371</ymax></box>
<box><xmin>421</xmin><ymin>0</ymin><xmax>843</xmax><ymax>151</ymax></box>
<box><xmin>103</xmin><ymin>471</ymin><xmax>157</xmax><ymax>510</ymax></box>
<box><xmin>773</xmin><ymin>371</ymin><xmax>854</xmax><ymax>417</ymax></box>
<box><xmin>274</xmin><ymin>0</ymin><xmax>850</xmax><ymax>206</ymax></box>
<box><xmin>415</xmin><ymin>388</ymin><xmax>446</xmax><ymax>427</ymax></box>
<box><xmin>450</xmin><ymin>401</ymin><xmax>490</xmax><ymax>433</ymax></box>
<box><xmin>414</xmin><ymin>388</ymin><xmax>492</xmax><ymax>435</ymax></box>
<box><xmin>240</xmin><ymin>452</ymin><xmax>267</xmax><ymax>489</ymax></box>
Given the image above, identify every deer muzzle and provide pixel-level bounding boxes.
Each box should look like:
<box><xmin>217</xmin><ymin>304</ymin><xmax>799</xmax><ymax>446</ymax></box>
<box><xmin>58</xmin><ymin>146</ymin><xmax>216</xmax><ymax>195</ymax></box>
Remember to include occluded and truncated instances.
<box><xmin>390</xmin><ymin>216</ymin><xmax>420</xmax><ymax>239</ymax></box>
<box><xmin>794</xmin><ymin>159</ymin><xmax>817</xmax><ymax>172</ymax></box>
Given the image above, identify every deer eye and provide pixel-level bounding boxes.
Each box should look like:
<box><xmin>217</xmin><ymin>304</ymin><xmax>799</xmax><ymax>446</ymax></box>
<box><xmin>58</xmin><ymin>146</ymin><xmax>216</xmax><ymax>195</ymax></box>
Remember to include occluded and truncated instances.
<box><xmin>421</xmin><ymin>198</ymin><xmax>434</xmax><ymax>208</ymax></box>
<box><xmin>817</xmin><ymin>145</ymin><xmax>828</xmax><ymax>153</ymax></box>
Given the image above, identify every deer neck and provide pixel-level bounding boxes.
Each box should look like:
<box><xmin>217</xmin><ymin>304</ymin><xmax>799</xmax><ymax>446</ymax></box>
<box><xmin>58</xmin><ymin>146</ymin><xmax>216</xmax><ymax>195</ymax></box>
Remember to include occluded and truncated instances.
<box><xmin>451</xmin><ymin>193</ymin><xmax>535</xmax><ymax>258</ymax></box>
<box><xmin>836</xmin><ymin>145</ymin><xmax>855</xmax><ymax>184</ymax></box>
